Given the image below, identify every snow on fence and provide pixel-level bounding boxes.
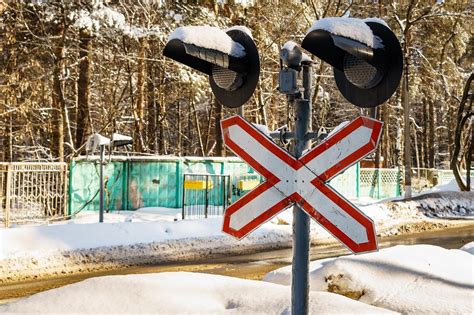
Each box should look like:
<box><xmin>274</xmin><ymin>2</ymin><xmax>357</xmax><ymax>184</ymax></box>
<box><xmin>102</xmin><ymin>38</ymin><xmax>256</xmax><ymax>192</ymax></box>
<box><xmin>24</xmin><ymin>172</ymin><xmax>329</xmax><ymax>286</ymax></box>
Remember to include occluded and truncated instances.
<box><xmin>0</xmin><ymin>163</ymin><xmax>68</xmax><ymax>227</ymax></box>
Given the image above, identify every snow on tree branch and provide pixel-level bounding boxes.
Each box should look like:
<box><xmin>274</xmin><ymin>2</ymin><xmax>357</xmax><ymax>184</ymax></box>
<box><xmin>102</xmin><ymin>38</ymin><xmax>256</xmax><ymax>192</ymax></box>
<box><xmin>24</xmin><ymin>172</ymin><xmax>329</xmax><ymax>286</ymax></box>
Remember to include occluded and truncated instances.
<box><xmin>71</xmin><ymin>5</ymin><xmax>160</xmax><ymax>39</ymax></box>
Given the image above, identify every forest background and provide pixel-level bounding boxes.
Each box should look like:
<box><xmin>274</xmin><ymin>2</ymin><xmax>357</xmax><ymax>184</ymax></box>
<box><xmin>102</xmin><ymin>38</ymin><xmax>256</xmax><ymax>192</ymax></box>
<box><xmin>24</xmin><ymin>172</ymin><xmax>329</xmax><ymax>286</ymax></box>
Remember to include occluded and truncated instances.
<box><xmin>0</xmin><ymin>0</ymin><xmax>472</xmax><ymax>176</ymax></box>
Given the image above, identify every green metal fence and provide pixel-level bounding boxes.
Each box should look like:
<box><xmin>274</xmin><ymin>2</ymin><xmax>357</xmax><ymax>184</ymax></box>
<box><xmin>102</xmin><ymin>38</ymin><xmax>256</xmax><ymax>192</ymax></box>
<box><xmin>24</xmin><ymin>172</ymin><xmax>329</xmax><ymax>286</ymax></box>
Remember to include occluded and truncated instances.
<box><xmin>69</xmin><ymin>156</ymin><xmax>474</xmax><ymax>213</ymax></box>
<box><xmin>68</xmin><ymin>156</ymin><xmax>257</xmax><ymax>214</ymax></box>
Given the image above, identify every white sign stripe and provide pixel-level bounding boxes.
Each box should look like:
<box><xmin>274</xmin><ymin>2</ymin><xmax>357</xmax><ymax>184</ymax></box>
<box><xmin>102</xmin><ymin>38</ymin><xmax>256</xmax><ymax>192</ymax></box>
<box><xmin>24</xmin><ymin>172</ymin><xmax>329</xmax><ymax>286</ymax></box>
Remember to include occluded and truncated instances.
<box><xmin>228</xmin><ymin>125</ymin><xmax>295</xmax><ymax>181</ymax></box>
<box><xmin>303</xmin><ymin>126</ymin><xmax>372</xmax><ymax>177</ymax></box>
<box><xmin>302</xmin><ymin>185</ymin><xmax>369</xmax><ymax>244</ymax></box>
<box><xmin>229</xmin><ymin>186</ymin><xmax>286</xmax><ymax>231</ymax></box>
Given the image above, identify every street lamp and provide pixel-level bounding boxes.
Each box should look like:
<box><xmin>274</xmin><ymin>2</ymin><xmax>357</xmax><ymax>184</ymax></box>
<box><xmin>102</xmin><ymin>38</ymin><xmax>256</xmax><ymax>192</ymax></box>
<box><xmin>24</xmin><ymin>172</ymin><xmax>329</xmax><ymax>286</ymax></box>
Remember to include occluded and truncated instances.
<box><xmin>86</xmin><ymin>133</ymin><xmax>133</xmax><ymax>223</ymax></box>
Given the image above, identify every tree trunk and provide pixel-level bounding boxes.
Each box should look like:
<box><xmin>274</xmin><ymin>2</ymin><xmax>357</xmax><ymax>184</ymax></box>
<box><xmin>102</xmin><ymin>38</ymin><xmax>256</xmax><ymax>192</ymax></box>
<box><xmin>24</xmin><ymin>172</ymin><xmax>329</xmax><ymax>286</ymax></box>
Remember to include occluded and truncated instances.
<box><xmin>422</xmin><ymin>98</ymin><xmax>428</xmax><ymax>168</ymax></box>
<box><xmin>382</xmin><ymin>102</ymin><xmax>391</xmax><ymax>168</ymax></box>
<box><xmin>134</xmin><ymin>37</ymin><xmax>147</xmax><ymax>152</ymax></box>
<box><xmin>214</xmin><ymin>98</ymin><xmax>225</xmax><ymax>157</ymax></box>
<box><xmin>428</xmin><ymin>99</ymin><xmax>435</xmax><ymax>168</ymax></box>
<box><xmin>76</xmin><ymin>29</ymin><xmax>92</xmax><ymax>149</ymax></box>
<box><xmin>52</xmin><ymin>41</ymin><xmax>65</xmax><ymax>161</ymax></box>
<box><xmin>192</xmin><ymin>99</ymin><xmax>205</xmax><ymax>157</ymax></box>
<box><xmin>147</xmin><ymin>64</ymin><xmax>157</xmax><ymax>153</ymax></box>
<box><xmin>158</xmin><ymin>92</ymin><xmax>167</xmax><ymax>155</ymax></box>
<box><xmin>450</xmin><ymin>73</ymin><xmax>473</xmax><ymax>191</ymax></box>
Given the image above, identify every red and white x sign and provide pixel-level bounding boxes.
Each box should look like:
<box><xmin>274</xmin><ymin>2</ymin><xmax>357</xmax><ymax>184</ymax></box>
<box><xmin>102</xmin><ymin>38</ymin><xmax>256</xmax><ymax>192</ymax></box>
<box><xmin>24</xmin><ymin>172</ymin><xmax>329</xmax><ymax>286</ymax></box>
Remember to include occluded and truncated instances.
<box><xmin>221</xmin><ymin>116</ymin><xmax>383</xmax><ymax>253</ymax></box>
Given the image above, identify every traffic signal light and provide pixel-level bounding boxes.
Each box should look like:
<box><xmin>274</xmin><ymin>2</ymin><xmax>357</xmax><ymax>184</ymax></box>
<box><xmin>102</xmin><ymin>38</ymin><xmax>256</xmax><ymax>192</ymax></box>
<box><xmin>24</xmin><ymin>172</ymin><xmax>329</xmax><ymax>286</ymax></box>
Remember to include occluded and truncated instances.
<box><xmin>163</xmin><ymin>25</ymin><xmax>260</xmax><ymax>108</ymax></box>
<box><xmin>302</xmin><ymin>17</ymin><xmax>403</xmax><ymax>107</ymax></box>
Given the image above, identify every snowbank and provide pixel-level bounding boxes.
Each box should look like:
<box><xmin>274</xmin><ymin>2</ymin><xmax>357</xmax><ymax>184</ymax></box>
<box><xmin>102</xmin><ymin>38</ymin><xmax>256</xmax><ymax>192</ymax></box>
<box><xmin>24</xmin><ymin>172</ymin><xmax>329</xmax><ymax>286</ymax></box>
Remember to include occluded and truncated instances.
<box><xmin>264</xmin><ymin>245</ymin><xmax>474</xmax><ymax>314</ymax></box>
<box><xmin>1</xmin><ymin>192</ymin><xmax>472</xmax><ymax>283</ymax></box>
<box><xmin>169</xmin><ymin>25</ymin><xmax>246</xmax><ymax>57</ymax></box>
<box><xmin>0</xmin><ymin>214</ymin><xmax>293</xmax><ymax>283</ymax></box>
<box><xmin>460</xmin><ymin>241</ymin><xmax>474</xmax><ymax>254</ymax></box>
<box><xmin>0</xmin><ymin>272</ymin><xmax>396</xmax><ymax>314</ymax></box>
<box><xmin>386</xmin><ymin>191</ymin><xmax>474</xmax><ymax>220</ymax></box>
<box><xmin>424</xmin><ymin>177</ymin><xmax>474</xmax><ymax>193</ymax></box>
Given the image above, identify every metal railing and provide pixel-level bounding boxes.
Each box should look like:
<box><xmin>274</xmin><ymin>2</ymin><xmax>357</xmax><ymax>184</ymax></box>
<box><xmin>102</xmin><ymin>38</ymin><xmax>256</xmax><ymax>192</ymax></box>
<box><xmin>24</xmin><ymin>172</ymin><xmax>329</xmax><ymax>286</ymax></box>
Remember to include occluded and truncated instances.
<box><xmin>0</xmin><ymin>162</ymin><xmax>68</xmax><ymax>227</ymax></box>
<box><xmin>182</xmin><ymin>174</ymin><xmax>231</xmax><ymax>219</ymax></box>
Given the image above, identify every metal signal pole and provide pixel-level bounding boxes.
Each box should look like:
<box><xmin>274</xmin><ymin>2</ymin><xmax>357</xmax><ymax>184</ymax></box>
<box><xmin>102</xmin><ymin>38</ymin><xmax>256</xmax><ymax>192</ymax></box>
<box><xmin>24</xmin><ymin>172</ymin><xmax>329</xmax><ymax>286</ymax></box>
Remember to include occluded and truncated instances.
<box><xmin>292</xmin><ymin>61</ymin><xmax>312</xmax><ymax>315</ymax></box>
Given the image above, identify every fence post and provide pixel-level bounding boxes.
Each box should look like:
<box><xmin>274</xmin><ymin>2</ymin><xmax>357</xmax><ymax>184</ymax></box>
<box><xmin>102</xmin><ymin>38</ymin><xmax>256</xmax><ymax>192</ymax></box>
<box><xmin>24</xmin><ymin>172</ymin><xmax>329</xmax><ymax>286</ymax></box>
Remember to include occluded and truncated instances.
<box><xmin>397</xmin><ymin>168</ymin><xmax>402</xmax><ymax>196</ymax></box>
<box><xmin>221</xmin><ymin>176</ymin><xmax>225</xmax><ymax>214</ymax></box>
<box><xmin>5</xmin><ymin>164</ymin><xmax>12</xmax><ymax>228</ymax></box>
<box><xmin>182</xmin><ymin>174</ymin><xmax>186</xmax><ymax>220</ymax></box>
<box><xmin>63</xmin><ymin>163</ymin><xmax>68</xmax><ymax>217</ymax></box>
<box><xmin>356</xmin><ymin>162</ymin><xmax>360</xmax><ymax>198</ymax></box>
<box><xmin>67</xmin><ymin>161</ymin><xmax>74</xmax><ymax>216</ymax></box>
<box><xmin>205</xmin><ymin>175</ymin><xmax>209</xmax><ymax>218</ymax></box>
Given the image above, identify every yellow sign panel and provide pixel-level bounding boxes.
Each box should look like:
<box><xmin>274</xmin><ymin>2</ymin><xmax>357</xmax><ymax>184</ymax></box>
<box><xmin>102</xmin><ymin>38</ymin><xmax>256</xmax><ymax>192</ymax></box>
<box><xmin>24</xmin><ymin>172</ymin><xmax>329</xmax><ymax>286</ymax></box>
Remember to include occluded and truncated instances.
<box><xmin>237</xmin><ymin>179</ymin><xmax>260</xmax><ymax>191</ymax></box>
<box><xmin>184</xmin><ymin>180</ymin><xmax>214</xmax><ymax>190</ymax></box>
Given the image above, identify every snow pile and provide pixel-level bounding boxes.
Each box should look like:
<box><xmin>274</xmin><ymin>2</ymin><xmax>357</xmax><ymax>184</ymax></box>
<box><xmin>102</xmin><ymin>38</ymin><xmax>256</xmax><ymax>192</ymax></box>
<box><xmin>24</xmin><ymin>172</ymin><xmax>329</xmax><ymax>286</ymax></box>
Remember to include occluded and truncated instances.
<box><xmin>0</xmin><ymin>217</ymin><xmax>288</xmax><ymax>260</ymax></box>
<box><xmin>0</xmin><ymin>272</ymin><xmax>395</xmax><ymax>314</ymax></box>
<box><xmin>460</xmin><ymin>241</ymin><xmax>474</xmax><ymax>254</ymax></box>
<box><xmin>264</xmin><ymin>244</ymin><xmax>474</xmax><ymax>314</ymax></box>
<box><xmin>427</xmin><ymin>177</ymin><xmax>474</xmax><ymax>192</ymax></box>
<box><xmin>387</xmin><ymin>191</ymin><xmax>474</xmax><ymax>219</ymax></box>
<box><xmin>0</xmin><ymin>215</ymin><xmax>294</xmax><ymax>283</ymax></box>
<box><xmin>307</xmin><ymin>17</ymin><xmax>384</xmax><ymax>49</ymax></box>
<box><xmin>169</xmin><ymin>26</ymin><xmax>246</xmax><ymax>58</ymax></box>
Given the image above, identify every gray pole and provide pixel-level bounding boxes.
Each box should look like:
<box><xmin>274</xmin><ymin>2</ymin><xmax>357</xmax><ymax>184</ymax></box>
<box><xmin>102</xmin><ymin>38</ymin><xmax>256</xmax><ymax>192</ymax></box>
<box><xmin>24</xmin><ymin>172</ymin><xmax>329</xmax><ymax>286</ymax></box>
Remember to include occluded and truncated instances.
<box><xmin>292</xmin><ymin>63</ymin><xmax>312</xmax><ymax>315</ymax></box>
<box><xmin>237</xmin><ymin>105</ymin><xmax>244</xmax><ymax>117</ymax></box>
<box><xmin>99</xmin><ymin>144</ymin><xmax>105</xmax><ymax>223</ymax></box>
<box><xmin>402</xmin><ymin>75</ymin><xmax>412</xmax><ymax>198</ymax></box>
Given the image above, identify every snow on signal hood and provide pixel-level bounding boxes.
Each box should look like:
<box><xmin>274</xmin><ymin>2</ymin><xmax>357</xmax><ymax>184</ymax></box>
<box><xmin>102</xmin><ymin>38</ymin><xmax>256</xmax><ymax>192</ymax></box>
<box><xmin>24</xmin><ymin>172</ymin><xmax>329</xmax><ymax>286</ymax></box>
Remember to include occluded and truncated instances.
<box><xmin>168</xmin><ymin>25</ymin><xmax>246</xmax><ymax>58</ymax></box>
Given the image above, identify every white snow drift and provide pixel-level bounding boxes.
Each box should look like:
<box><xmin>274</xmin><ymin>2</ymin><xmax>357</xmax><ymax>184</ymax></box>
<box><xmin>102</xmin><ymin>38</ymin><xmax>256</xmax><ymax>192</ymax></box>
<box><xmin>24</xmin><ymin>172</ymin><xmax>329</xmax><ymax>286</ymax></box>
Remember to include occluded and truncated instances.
<box><xmin>0</xmin><ymin>272</ymin><xmax>396</xmax><ymax>314</ymax></box>
<box><xmin>264</xmin><ymin>244</ymin><xmax>474</xmax><ymax>314</ymax></box>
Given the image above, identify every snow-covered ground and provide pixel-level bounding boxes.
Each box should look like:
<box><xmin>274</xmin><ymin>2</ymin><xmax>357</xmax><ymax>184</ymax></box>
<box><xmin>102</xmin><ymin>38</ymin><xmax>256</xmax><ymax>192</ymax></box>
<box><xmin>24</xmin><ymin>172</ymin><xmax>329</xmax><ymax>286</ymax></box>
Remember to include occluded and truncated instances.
<box><xmin>0</xmin><ymin>180</ymin><xmax>472</xmax><ymax>283</ymax></box>
<box><xmin>264</xmin><ymin>244</ymin><xmax>474</xmax><ymax>314</ymax></box>
<box><xmin>2</xmin><ymin>243</ymin><xmax>472</xmax><ymax>314</ymax></box>
<box><xmin>0</xmin><ymin>272</ymin><xmax>395</xmax><ymax>314</ymax></box>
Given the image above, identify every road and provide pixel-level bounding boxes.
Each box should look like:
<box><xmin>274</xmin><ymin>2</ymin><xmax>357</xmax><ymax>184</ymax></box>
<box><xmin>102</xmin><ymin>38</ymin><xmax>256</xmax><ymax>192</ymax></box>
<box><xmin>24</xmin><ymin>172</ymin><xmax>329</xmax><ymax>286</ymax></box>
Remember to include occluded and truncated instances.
<box><xmin>1</xmin><ymin>225</ymin><xmax>473</xmax><ymax>304</ymax></box>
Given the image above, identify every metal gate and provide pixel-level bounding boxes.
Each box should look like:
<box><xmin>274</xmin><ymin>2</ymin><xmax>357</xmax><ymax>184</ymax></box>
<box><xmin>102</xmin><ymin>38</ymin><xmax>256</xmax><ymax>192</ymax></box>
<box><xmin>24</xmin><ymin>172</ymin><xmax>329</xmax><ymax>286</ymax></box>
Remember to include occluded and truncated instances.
<box><xmin>182</xmin><ymin>174</ymin><xmax>231</xmax><ymax>219</ymax></box>
<box><xmin>0</xmin><ymin>163</ymin><xmax>68</xmax><ymax>227</ymax></box>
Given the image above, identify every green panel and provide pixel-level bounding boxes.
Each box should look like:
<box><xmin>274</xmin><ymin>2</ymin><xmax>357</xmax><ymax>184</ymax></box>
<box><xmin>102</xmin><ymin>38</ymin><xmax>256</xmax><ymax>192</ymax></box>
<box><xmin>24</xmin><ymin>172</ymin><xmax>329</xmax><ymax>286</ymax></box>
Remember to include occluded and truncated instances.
<box><xmin>183</xmin><ymin>160</ymin><xmax>222</xmax><ymax>175</ymax></box>
<box><xmin>69</xmin><ymin>160</ymin><xmax>126</xmax><ymax>213</ymax></box>
<box><xmin>69</xmin><ymin>158</ymin><xmax>405</xmax><ymax>214</ymax></box>
<box><xmin>224</xmin><ymin>161</ymin><xmax>263</xmax><ymax>203</ymax></box>
<box><xmin>127</xmin><ymin>161</ymin><xmax>180</xmax><ymax>209</ymax></box>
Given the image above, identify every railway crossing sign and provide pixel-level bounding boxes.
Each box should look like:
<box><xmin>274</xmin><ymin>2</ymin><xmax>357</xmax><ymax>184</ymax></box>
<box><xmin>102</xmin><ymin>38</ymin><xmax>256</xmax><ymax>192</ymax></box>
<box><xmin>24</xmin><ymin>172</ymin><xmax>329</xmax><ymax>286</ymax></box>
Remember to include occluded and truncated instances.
<box><xmin>221</xmin><ymin>115</ymin><xmax>382</xmax><ymax>253</ymax></box>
